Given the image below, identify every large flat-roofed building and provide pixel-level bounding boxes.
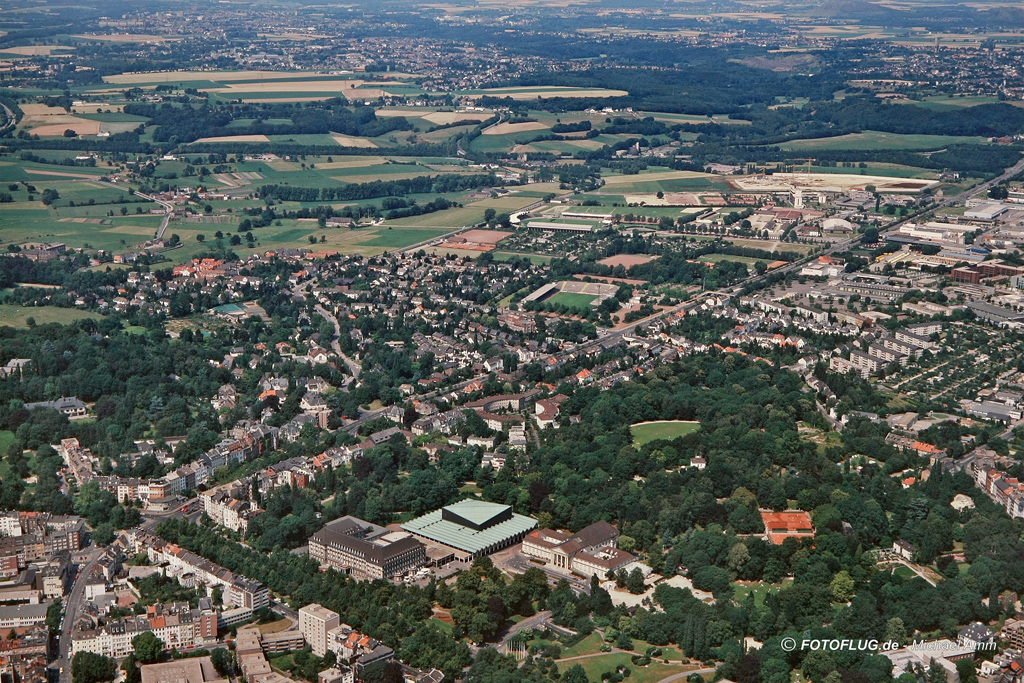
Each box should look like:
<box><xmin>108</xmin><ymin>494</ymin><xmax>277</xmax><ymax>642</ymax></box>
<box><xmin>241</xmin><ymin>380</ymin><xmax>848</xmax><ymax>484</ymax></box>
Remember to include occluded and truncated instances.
<box><xmin>309</xmin><ymin>516</ymin><xmax>426</xmax><ymax>581</ymax></box>
<box><xmin>0</xmin><ymin>603</ymin><xmax>50</xmax><ymax>629</ymax></box>
<box><xmin>968</xmin><ymin>300</ymin><xmax>1024</xmax><ymax>325</ymax></box>
<box><xmin>299</xmin><ymin>604</ymin><xmax>339</xmax><ymax>657</ymax></box>
<box><xmin>526</xmin><ymin>221</ymin><xmax>595</xmax><ymax>234</ymax></box>
<box><xmin>402</xmin><ymin>500</ymin><xmax>537</xmax><ymax>560</ymax></box>
<box><xmin>140</xmin><ymin>657</ymin><xmax>227</xmax><ymax>683</ymax></box>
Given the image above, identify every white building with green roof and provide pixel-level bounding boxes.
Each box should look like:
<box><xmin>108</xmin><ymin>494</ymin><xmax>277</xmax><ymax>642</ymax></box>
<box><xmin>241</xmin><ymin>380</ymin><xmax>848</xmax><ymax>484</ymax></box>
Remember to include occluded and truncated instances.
<box><xmin>401</xmin><ymin>500</ymin><xmax>537</xmax><ymax>560</ymax></box>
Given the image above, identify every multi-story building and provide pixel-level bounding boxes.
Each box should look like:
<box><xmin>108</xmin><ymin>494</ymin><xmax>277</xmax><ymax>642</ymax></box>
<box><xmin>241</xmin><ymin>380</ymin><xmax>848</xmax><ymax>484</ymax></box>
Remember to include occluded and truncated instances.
<box><xmin>521</xmin><ymin>521</ymin><xmax>634</xmax><ymax>577</ymax></box>
<box><xmin>124</xmin><ymin>530</ymin><xmax>269</xmax><ymax>611</ymax></box>
<box><xmin>299</xmin><ymin>604</ymin><xmax>340</xmax><ymax>657</ymax></box>
<box><xmin>71</xmin><ymin>603</ymin><xmax>218</xmax><ymax>659</ymax></box>
<box><xmin>0</xmin><ymin>513</ymin><xmax>85</xmax><ymax>570</ymax></box>
<box><xmin>326</xmin><ymin>624</ymin><xmax>394</xmax><ymax>674</ymax></box>
<box><xmin>200</xmin><ymin>482</ymin><xmax>261</xmax><ymax>534</ymax></box>
<box><xmin>309</xmin><ymin>517</ymin><xmax>426</xmax><ymax>581</ymax></box>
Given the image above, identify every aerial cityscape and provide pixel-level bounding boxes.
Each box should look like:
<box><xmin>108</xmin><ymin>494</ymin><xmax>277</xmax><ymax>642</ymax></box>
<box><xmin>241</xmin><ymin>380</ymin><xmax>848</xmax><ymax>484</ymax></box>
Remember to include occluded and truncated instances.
<box><xmin>4</xmin><ymin>1</ymin><xmax>1024</xmax><ymax>683</ymax></box>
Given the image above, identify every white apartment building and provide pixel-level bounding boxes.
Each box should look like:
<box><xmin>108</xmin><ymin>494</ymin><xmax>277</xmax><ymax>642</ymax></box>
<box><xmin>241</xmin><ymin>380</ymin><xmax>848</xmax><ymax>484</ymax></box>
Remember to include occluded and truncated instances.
<box><xmin>299</xmin><ymin>604</ymin><xmax>340</xmax><ymax>657</ymax></box>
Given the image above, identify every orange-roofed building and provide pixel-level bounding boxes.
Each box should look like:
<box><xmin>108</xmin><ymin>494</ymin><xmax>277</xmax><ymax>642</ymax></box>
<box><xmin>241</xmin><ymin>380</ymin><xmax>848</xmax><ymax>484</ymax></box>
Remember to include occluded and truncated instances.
<box><xmin>760</xmin><ymin>510</ymin><xmax>815</xmax><ymax>545</ymax></box>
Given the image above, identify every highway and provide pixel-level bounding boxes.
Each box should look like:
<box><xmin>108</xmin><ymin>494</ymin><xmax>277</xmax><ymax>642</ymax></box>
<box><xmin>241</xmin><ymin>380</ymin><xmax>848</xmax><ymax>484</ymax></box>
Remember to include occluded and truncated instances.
<box><xmin>0</xmin><ymin>102</ymin><xmax>15</xmax><ymax>136</ymax></box>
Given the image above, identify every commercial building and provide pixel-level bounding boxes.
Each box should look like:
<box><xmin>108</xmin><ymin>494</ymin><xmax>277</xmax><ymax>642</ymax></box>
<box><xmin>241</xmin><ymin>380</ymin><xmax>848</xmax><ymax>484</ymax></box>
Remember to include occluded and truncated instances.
<box><xmin>526</xmin><ymin>221</ymin><xmax>594</xmax><ymax>234</ymax></box>
<box><xmin>299</xmin><ymin>604</ymin><xmax>340</xmax><ymax>657</ymax></box>
<box><xmin>964</xmin><ymin>203</ymin><xmax>1007</xmax><ymax>221</ymax></box>
<box><xmin>885</xmin><ymin>640</ymin><xmax>972</xmax><ymax>683</ymax></box>
<box><xmin>402</xmin><ymin>500</ymin><xmax>537</xmax><ymax>560</ymax></box>
<box><xmin>309</xmin><ymin>516</ymin><xmax>426</xmax><ymax>581</ymax></box>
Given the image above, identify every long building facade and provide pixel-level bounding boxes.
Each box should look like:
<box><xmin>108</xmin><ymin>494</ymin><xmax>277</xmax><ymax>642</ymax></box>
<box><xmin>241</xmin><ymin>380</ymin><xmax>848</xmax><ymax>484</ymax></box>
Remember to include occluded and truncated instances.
<box><xmin>71</xmin><ymin>603</ymin><xmax>218</xmax><ymax>659</ymax></box>
<box><xmin>309</xmin><ymin>517</ymin><xmax>426</xmax><ymax>581</ymax></box>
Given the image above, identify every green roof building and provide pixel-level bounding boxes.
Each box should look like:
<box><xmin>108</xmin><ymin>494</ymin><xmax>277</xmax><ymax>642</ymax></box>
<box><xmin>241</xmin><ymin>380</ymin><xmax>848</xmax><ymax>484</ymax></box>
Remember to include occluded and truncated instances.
<box><xmin>401</xmin><ymin>500</ymin><xmax>537</xmax><ymax>559</ymax></box>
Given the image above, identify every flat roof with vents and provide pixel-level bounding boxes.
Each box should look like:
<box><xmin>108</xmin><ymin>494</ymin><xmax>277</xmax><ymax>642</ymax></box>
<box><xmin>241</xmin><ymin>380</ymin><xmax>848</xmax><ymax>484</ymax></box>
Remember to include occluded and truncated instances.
<box><xmin>402</xmin><ymin>500</ymin><xmax>536</xmax><ymax>556</ymax></box>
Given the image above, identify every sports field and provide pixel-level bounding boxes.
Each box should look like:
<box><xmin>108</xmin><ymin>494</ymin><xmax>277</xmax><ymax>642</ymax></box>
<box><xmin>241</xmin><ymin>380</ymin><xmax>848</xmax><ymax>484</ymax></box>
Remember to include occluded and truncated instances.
<box><xmin>630</xmin><ymin>420</ymin><xmax>700</xmax><ymax>445</ymax></box>
<box><xmin>545</xmin><ymin>292</ymin><xmax>597</xmax><ymax>308</ymax></box>
<box><xmin>697</xmin><ymin>254</ymin><xmax>759</xmax><ymax>265</ymax></box>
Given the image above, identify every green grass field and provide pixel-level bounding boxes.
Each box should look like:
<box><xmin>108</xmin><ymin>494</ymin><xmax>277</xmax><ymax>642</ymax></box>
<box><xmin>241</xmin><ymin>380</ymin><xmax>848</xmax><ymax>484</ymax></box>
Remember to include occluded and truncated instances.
<box><xmin>0</xmin><ymin>203</ymin><xmax>162</xmax><ymax>252</ymax></box>
<box><xmin>493</xmin><ymin>252</ymin><xmax>552</xmax><ymax>264</ymax></box>
<box><xmin>554</xmin><ymin>633</ymin><xmax>604</xmax><ymax>658</ymax></box>
<box><xmin>698</xmin><ymin>253</ymin><xmax>760</xmax><ymax>265</ymax></box>
<box><xmin>777</xmin><ymin>131</ymin><xmax>987</xmax><ymax>152</ymax></box>
<box><xmin>0</xmin><ymin>431</ymin><xmax>15</xmax><ymax>456</ymax></box>
<box><xmin>360</xmin><ymin>228</ymin><xmax>449</xmax><ymax>248</ymax></box>
<box><xmin>545</xmin><ymin>292</ymin><xmax>597</xmax><ymax>308</ymax></box>
<box><xmin>733</xmin><ymin>580</ymin><xmax>792</xmax><ymax>608</ymax></box>
<box><xmin>0</xmin><ymin>305</ymin><xmax>104</xmax><ymax>328</ymax></box>
<box><xmin>573</xmin><ymin>653</ymin><xmax>692</xmax><ymax>683</ymax></box>
<box><xmin>892</xmin><ymin>565</ymin><xmax>917</xmax><ymax>580</ymax></box>
<box><xmin>630</xmin><ymin>421</ymin><xmax>700</xmax><ymax>446</ymax></box>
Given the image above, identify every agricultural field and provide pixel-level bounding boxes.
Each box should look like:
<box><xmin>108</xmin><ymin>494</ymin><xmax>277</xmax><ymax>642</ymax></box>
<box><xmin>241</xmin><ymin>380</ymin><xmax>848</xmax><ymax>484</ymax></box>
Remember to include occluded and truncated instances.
<box><xmin>456</xmin><ymin>86</ymin><xmax>629</xmax><ymax>100</ymax></box>
<box><xmin>0</xmin><ymin>202</ymin><xmax>162</xmax><ymax>253</ymax></box>
<box><xmin>630</xmin><ymin>420</ymin><xmax>700</xmax><ymax>446</ymax></box>
<box><xmin>160</xmin><ymin>220</ymin><xmax>452</xmax><ymax>262</ymax></box>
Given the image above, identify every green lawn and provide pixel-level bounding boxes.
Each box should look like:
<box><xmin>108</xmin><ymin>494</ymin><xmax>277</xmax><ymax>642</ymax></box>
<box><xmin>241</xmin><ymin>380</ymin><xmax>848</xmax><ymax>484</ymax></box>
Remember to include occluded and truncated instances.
<box><xmin>733</xmin><ymin>580</ymin><xmax>792</xmax><ymax>608</ymax></box>
<box><xmin>892</xmin><ymin>565</ymin><xmax>917</xmax><ymax>580</ymax></box>
<box><xmin>360</xmin><ymin>228</ymin><xmax>449</xmax><ymax>248</ymax></box>
<box><xmin>629</xmin><ymin>638</ymin><xmax>687</xmax><ymax>662</ymax></box>
<box><xmin>429</xmin><ymin>618</ymin><xmax>454</xmax><ymax>634</ymax></box>
<box><xmin>0</xmin><ymin>305</ymin><xmax>104</xmax><ymax>329</ymax></box>
<box><xmin>0</xmin><ymin>431</ymin><xmax>15</xmax><ymax>456</ymax></box>
<box><xmin>558</xmin><ymin>633</ymin><xmax>605</xmax><ymax>658</ymax></box>
<box><xmin>493</xmin><ymin>252</ymin><xmax>552</xmax><ymax>265</ymax></box>
<box><xmin>573</xmin><ymin>653</ymin><xmax>692</xmax><ymax>683</ymax></box>
<box><xmin>697</xmin><ymin>253</ymin><xmax>760</xmax><ymax>265</ymax></box>
<box><xmin>545</xmin><ymin>292</ymin><xmax>597</xmax><ymax>309</ymax></box>
<box><xmin>630</xmin><ymin>421</ymin><xmax>700</xmax><ymax>446</ymax></box>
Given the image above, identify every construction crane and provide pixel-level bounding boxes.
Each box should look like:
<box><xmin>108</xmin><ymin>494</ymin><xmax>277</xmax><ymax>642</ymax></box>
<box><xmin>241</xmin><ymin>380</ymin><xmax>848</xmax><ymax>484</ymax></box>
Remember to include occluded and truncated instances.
<box><xmin>791</xmin><ymin>157</ymin><xmax>815</xmax><ymax>173</ymax></box>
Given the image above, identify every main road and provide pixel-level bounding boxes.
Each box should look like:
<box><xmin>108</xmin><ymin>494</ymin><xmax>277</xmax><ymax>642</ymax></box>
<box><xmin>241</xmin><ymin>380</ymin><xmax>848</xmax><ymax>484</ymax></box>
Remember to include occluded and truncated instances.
<box><xmin>312</xmin><ymin>302</ymin><xmax>362</xmax><ymax>377</ymax></box>
<box><xmin>55</xmin><ymin>548</ymin><xmax>104</xmax><ymax>683</ymax></box>
<box><xmin>96</xmin><ymin>179</ymin><xmax>174</xmax><ymax>240</ymax></box>
<box><xmin>130</xmin><ymin>190</ymin><xmax>175</xmax><ymax>240</ymax></box>
<box><xmin>0</xmin><ymin>102</ymin><xmax>15</xmax><ymax>135</ymax></box>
